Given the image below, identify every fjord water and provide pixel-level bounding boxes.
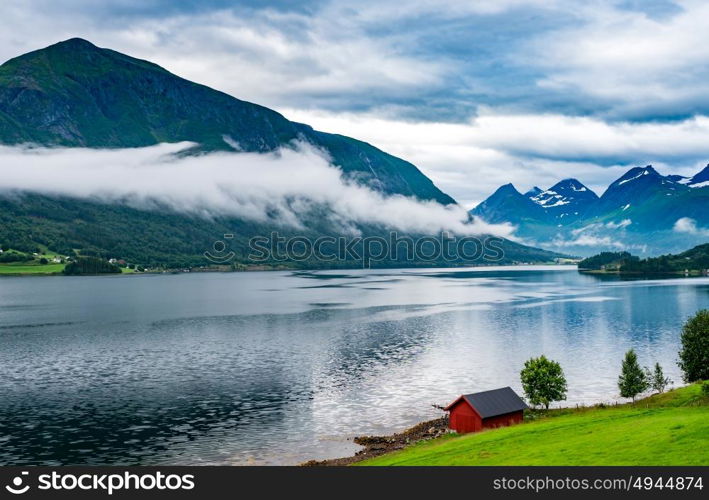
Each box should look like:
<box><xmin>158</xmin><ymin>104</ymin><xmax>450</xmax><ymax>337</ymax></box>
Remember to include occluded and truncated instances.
<box><xmin>1</xmin><ymin>266</ymin><xmax>707</xmax><ymax>465</ymax></box>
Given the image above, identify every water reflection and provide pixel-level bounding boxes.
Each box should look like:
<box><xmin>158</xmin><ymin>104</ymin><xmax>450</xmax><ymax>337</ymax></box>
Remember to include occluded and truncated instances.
<box><xmin>0</xmin><ymin>267</ymin><xmax>707</xmax><ymax>465</ymax></box>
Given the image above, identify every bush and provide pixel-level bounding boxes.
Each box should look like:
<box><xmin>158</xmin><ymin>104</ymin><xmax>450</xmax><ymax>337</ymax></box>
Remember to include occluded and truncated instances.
<box><xmin>0</xmin><ymin>251</ymin><xmax>33</xmax><ymax>263</ymax></box>
<box><xmin>701</xmin><ymin>381</ymin><xmax>709</xmax><ymax>397</ymax></box>
<box><xmin>678</xmin><ymin>310</ymin><xmax>709</xmax><ymax>382</ymax></box>
<box><xmin>520</xmin><ymin>355</ymin><xmax>568</xmax><ymax>409</ymax></box>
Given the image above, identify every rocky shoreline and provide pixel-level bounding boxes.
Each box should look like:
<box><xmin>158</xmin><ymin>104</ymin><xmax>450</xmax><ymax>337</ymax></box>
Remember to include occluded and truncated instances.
<box><xmin>301</xmin><ymin>416</ymin><xmax>450</xmax><ymax>466</ymax></box>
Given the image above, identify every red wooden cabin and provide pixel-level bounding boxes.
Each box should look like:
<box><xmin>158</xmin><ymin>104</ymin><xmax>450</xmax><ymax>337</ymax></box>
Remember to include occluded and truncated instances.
<box><xmin>444</xmin><ymin>387</ymin><xmax>527</xmax><ymax>434</ymax></box>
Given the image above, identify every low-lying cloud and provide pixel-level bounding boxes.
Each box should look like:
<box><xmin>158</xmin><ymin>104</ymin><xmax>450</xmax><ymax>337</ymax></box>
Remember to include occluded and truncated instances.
<box><xmin>0</xmin><ymin>142</ymin><xmax>513</xmax><ymax>238</ymax></box>
<box><xmin>548</xmin><ymin>219</ymin><xmax>645</xmax><ymax>252</ymax></box>
<box><xmin>552</xmin><ymin>234</ymin><xmax>624</xmax><ymax>249</ymax></box>
<box><xmin>673</xmin><ymin>217</ymin><xmax>709</xmax><ymax>237</ymax></box>
<box><xmin>283</xmin><ymin>108</ymin><xmax>709</xmax><ymax>207</ymax></box>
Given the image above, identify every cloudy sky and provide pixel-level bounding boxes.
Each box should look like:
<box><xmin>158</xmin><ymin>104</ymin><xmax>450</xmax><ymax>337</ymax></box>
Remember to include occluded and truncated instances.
<box><xmin>2</xmin><ymin>0</ymin><xmax>709</xmax><ymax>207</ymax></box>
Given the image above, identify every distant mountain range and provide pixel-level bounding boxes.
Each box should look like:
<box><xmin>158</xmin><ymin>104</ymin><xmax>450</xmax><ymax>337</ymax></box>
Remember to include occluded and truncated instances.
<box><xmin>0</xmin><ymin>39</ymin><xmax>561</xmax><ymax>267</ymax></box>
<box><xmin>471</xmin><ymin>164</ymin><xmax>709</xmax><ymax>256</ymax></box>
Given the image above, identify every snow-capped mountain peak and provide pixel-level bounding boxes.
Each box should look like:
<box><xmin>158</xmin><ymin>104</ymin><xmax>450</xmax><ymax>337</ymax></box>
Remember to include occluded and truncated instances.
<box><xmin>524</xmin><ymin>186</ymin><xmax>543</xmax><ymax>198</ymax></box>
<box><xmin>687</xmin><ymin>164</ymin><xmax>709</xmax><ymax>188</ymax></box>
<box><xmin>469</xmin><ymin>163</ymin><xmax>708</xmax><ymax>255</ymax></box>
<box><xmin>530</xmin><ymin>178</ymin><xmax>597</xmax><ymax>209</ymax></box>
<box><xmin>524</xmin><ymin>178</ymin><xmax>598</xmax><ymax>221</ymax></box>
<box><xmin>612</xmin><ymin>165</ymin><xmax>661</xmax><ymax>188</ymax></box>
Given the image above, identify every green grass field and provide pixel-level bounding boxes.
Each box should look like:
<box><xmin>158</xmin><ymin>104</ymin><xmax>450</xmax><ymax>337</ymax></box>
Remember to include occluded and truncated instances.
<box><xmin>0</xmin><ymin>247</ymin><xmax>66</xmax><ymax>274</ymax></box>
<box><xmin>0</xmin><ymin>264</ymin><xmax>139</xmax><ymax>275</ymax></box>
<box><xmin>359</xmin><ymin>384</ymin><xmax>709</xmax><ymax>466</ymax></box>
<box><xmin>0</xmin><ymin>262</ymin><xmax>65</xmax><ymax>274</ymax></box>
<box><xmin>0</xmin><ymin>263</ymin><xmax>140</xmax><ymax>275</ymax></box>
<box><xmin>0</xmin><ymin>247</ymin><xmax>139</xmax><ymax>275</ymax></box>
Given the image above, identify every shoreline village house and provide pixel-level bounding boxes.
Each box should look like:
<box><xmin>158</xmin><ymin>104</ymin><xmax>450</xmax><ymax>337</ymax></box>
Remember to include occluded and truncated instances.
<box><xmin>444</xmin><ymin>387</ymin><xmax>528</xmax><ymax>434</ymax></box>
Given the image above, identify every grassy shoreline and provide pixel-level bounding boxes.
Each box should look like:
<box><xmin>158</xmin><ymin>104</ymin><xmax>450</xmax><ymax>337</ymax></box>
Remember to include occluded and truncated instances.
<box><xmin>0</xmin><ymin>261</ymin><xmax>572</xmax><ymax>277</ymax></box>
<box><xmin>579</xmin><ymin>269</ymin><xmax>708</xmax><ymax>277</ymax></box>
<box><xmin>0</xmin><ymin>263</ymin><xmax>65</xmax><ymax>275</ymax></box>
<box><xmin>0</xmin><ymin>263</ymin><xmax>140</xmax><ymax>276</ymax></box>
<box><xmin>311</xmin><ymin>384</ymin><xmax>708</xmax><ymax>466</ymax></box>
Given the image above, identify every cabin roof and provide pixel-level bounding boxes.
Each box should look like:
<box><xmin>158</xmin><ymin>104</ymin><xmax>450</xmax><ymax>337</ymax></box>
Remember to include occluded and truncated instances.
<box><xmin>445</xmin><ymin>387</ymin><xmax>528</xmax><ymax>418</ymax></box>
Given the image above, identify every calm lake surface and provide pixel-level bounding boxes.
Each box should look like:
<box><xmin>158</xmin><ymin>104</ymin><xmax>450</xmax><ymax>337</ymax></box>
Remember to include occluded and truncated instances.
<box><xmin>1</xmin><ymin>266</ymin><xmax>708</xmax><ymax>465</ymax></box>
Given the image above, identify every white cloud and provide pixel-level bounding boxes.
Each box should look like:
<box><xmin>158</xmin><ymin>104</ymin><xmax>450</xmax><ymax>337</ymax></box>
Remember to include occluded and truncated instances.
<box><xmin>467</xmin><ymin>113</ymin><xmax>709</xmax><ymax>162</ymax></box>
<box><xmin>0</xmin><ymin>4</ymin><xmax>446</xmax><ymax>112</ymax></box>
<box><xmin>546</xmin><ymin>219</ymin><xmax>647</xmax><ymax>251</ymax></box>
<box><xmin>532</xmin><ymin>0</ymin><xmax>709</xmax><ymax>114</ymax></box>
<box><xmin>0</xmin><ymin>142</ymin><xmax>514</xmax><ymax>237</ymax></box>
<box><xmin>673</xmin><ymin>217</ymin><xmax>709</xmax><ymax>236</ymax></box>
<box><xmin>3</xmin><ymin>0</ymin><xmax>708</xmax><ymax>122</ymax></box>
<box><xmin>605</xmin><ymin>219</ymin><xmax>632</xmax><ymax>230</ymax></box>
<box><xmin>282</xmin><ymin>108</ymin><xmax>709</xmax><ymax>207</ymax></box>
<box><xmin>315</xmin><ymin>0</ymin><xmax>566</xmax><ymax>33</ymax></box>
<box><xmin>549</xmin><ymin>234</ymin><xmax>647</xmax><ymax>254</ymax></box>
<box><xmin>552</xmin><ymin>234</ymin><xmax>624</xmax><ymax>248</ymax></box>
<box><xmin>2</xmin><ymin>0</ymin><xmax>709</xmax><ymax>213</ymax></box>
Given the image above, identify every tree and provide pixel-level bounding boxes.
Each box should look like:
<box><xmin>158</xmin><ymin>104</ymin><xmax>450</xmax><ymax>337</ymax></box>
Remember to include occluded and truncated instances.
<box><xmin>649</xmin><ymin>362</ymin><xmax>671</xmax><ymax>393</ymax></box>
<box><xmin>618</xmin><ymin>349</ymin><xmax>648</xmax><ymax>401</ymax></box>
<box><xmin>678</xmin><ymin>310</ymin><xmax>709</xmax><ymax>382</ymax></box>
<box><xmin>63</xmin><ymin>257</ymin><xmax>121</xmax><ymax>275</ymax></box>
<box><xmin>520</xmin><ymin>355</ymin><xmax>567</xmax><ymax>409</ymax></box>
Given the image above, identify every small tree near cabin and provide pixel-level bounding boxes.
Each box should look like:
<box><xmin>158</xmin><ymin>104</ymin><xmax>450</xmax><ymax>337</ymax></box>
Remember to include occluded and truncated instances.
<box><xmin>618</xmin><ymin>349</ymin><xmax>648</xmax><ymax>401</ymax></box>
<box><xmin>520</xmin><ymin>355</ymin><xmax>567</xmax><ymax>409</ymax></box>
<box><xmin>677</xmin><ymin>309</ymin><xmax>709</xmax><ymax>383</ymax></box>
<box><xmin>649</xmin><ymin>362</ymin><xmax>671</xmax><ymax>394</ymax></box>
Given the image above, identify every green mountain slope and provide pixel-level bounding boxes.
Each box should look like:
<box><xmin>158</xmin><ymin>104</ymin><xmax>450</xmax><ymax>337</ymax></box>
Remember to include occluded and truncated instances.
<box><xmin>0</xmin><ymin>193</ymin><xmax>562</xmax><ymax>269</ymax></box>
<box><xmin>0</xmin><ymin>38</ymin><xmax>453</xmax><ymax>205</ymax></box>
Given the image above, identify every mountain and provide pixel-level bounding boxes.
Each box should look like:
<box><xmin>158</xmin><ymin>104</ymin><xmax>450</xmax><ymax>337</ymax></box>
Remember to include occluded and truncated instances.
<box><xmin>529</xmin><ymin>178</ymin><xmax>598</xmax><ymax>222</ymax></box>
<box><xmin>0</xmin><ymin>39</ymin><xmax>562</xmax><ymax>268</ymax></box>
<box><xmin>471</xmin><ymin>184</ymin><xmax>548</xmax><ymax>225</ymax></box>
<box><xmin>592</xmin><ymin>165</ymin><xmax>687</xmax><ymax>215</ymax></box>
<box><xmin>0</xmin><ymin>38</ymin><xmax>453</xmax><ymax>205</ymax></box>
<box><xmin>679</xmin><ymin>164</ymin><xmax>709</xmax><ymax>188</ymax></box>
<box><xmin>472</xmin><ymin>179</ymin><xmax>599</xmax><ymax>227</ymax></box>
<box><xmin>471</xmin><ymin>164</ymin><xmax>709</xmax><ymax>256</ymax></box>
<box><xmin>0</xmin><ymin>190</ymin><xmax>563</xmax><ymax>269</ymax></box>
<box><xmin>523</xmin><ymin>187</ymin><xmax>543</xmax><ymax>198</ymax></box>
